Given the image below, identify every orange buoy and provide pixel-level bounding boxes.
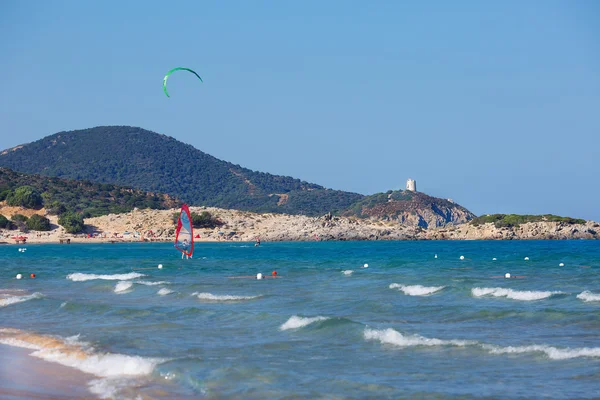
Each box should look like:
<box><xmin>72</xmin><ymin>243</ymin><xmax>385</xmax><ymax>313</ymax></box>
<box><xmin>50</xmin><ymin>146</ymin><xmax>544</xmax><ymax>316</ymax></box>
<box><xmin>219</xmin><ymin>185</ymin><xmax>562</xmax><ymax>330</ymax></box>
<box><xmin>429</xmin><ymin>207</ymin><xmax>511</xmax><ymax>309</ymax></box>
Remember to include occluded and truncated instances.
<box><xmin>30</xmin><ymin>273</ymin><xmax>36</xmax><ymax>278</ymax></box>
<box><xmin>272</xmin><ymin>271</ymin><xmax>277</xmax><ymax>276</ymax></box>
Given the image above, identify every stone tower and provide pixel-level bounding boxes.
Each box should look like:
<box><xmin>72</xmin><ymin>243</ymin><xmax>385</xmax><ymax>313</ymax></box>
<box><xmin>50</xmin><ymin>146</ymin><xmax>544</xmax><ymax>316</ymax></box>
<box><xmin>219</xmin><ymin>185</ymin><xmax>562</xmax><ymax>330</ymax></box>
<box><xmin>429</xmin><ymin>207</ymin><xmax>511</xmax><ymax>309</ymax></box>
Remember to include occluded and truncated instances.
<box><xmin>406</xmin><ymin>178</ymin><xmax>417</xmax><ymax>192</ymax></box>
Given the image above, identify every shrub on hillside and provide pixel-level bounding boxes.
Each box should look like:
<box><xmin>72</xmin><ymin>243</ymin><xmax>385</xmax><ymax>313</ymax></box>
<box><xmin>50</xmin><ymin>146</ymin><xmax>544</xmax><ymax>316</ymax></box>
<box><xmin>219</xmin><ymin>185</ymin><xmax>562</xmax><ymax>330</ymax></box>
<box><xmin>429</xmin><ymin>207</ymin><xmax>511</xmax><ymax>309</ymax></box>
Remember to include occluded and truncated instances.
<box><xmin>6</xmin><ymin>186</ymin><xmax>43</xmax><ymax>208</ymax></box>
<box><xmin>58</xmin><ymin>212</ymin><xmax>85</xmax><ymax>233</ymax></box>
<box><xmin>0</xmin><ymin>189</ymin><xmax>11</xmax><ymax>202</ymax></box>
<box><xmin>26</xmin><ymin>214</ymin><xmax>51</xmax><ymax>231</ymax></box>
<box><xmin>11</xmin><ymin>214</ymin><xmax>29</xmax><ymax>222</ymax></box>
<box><xmin>0</xmin><ymin>215</ymin><xmax>13</xmax><ymax>229</ymax></box>
<box><xmin>46</xmin><ymin>201</ymin><xmax>67</xmax><ymax>216</ymax></box>
<box><xmin>191</xmin><ymin>211</ymin><xmax>223</xmax><ymax>228</ymax></box>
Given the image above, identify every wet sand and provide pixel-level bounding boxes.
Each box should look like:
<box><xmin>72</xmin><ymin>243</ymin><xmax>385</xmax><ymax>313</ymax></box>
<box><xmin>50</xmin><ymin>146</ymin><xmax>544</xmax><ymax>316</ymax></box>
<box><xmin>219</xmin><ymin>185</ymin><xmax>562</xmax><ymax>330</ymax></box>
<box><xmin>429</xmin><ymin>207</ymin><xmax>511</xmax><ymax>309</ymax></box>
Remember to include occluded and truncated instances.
<box><xmin>0</xmin><ymin>343</ymin><xmax>98</xmax><ymax>399</ymax></box>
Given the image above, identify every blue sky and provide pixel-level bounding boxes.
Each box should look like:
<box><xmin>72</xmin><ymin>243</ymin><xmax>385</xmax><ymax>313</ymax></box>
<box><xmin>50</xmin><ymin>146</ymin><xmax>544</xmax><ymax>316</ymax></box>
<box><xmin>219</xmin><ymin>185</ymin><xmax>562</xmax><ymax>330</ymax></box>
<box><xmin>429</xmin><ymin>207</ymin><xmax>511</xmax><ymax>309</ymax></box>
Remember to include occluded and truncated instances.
<box><xmin>1</xmin><ymin>1</ymin><xmax>599</xmax><ymax>220</ymax></box>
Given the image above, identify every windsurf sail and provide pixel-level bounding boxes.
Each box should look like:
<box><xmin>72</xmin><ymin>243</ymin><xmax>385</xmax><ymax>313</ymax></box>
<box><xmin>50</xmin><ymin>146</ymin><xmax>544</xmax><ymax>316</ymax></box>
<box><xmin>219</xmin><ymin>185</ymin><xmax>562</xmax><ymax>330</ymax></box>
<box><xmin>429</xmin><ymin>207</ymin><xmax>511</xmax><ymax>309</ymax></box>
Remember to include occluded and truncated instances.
<box><xmin>174</xmin><ymin>204</ymin><xmax>194</xmax><ymax>258</ymax></box>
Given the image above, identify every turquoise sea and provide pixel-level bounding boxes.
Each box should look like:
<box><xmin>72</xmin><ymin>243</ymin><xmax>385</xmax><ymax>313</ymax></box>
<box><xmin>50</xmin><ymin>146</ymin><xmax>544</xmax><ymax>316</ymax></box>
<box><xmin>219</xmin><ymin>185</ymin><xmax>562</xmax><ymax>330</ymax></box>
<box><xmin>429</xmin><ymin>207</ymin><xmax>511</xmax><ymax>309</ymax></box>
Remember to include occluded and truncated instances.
<box><xmin>1</xmin><ymin>240</ymin><xmax>600</xmax><ymax>399</ymax></box>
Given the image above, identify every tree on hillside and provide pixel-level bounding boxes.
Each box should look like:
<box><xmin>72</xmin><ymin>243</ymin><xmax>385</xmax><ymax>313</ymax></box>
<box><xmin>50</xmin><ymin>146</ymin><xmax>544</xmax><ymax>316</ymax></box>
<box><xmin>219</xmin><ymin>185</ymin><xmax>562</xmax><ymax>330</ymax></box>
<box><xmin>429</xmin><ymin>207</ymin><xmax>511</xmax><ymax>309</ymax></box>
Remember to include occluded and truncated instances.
<box><xmin>191</xmin><ymin>211</ymin><xmax>223</xmax><ymax>228</ymax></box>
<box><xmin>26</xmin><ymin>214</ymin><xmax>51</xmax><ymax>231</ymax></box>
<box><xmin>10</xmin><ymin>214</ymin><xmax>28</xmax><ymax>231</ymax></box>
<box><xmin>6</xmin><ymin>186</ymin><xmax>43</xmax><ymax>209</ymax></box>
<box><xmin>46</xmin><ymin>201</ymin><xmax>67</xmax><ymax>215</ymax></box>
<box><xmin>0</xmin><ymin>215</ymin><xmax>13</xmax><ymax>229</ymax></box>
<box><xmin>58</xmin><ymin>212</ymin><xmax>85</xmax><ymax>233</ymax></box>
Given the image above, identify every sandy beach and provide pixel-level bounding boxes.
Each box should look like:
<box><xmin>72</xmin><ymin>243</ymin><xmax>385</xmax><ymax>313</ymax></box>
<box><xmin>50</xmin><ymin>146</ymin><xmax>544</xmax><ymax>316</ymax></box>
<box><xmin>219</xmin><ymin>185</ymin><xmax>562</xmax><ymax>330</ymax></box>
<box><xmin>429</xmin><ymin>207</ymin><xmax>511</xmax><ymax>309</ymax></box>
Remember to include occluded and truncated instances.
<box><xmin>0</xmin><ymin>343</ymin><xmax>99</xmax><ymax>399</ymax></box>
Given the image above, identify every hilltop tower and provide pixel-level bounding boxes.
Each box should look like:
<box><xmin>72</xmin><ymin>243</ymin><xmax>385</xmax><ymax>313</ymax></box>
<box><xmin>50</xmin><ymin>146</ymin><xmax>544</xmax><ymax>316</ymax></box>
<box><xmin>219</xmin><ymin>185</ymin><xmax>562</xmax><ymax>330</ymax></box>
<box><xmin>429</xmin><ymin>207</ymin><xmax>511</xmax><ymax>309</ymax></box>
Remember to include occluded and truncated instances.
<box><xmin>406</xmin><ymin>178</ymin><xmax>417</xmax><ymax>192</ymax></box>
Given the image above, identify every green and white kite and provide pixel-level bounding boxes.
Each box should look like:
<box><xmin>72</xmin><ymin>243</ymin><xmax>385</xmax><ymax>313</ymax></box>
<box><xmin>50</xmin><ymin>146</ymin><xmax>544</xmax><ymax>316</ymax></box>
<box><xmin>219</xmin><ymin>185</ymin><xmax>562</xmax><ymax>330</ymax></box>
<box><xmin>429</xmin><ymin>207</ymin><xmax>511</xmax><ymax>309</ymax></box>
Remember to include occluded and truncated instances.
<box><xmin>163</xmin><ymin>67</ymin><xmax>202</xmax><ymax>97</ymax></box>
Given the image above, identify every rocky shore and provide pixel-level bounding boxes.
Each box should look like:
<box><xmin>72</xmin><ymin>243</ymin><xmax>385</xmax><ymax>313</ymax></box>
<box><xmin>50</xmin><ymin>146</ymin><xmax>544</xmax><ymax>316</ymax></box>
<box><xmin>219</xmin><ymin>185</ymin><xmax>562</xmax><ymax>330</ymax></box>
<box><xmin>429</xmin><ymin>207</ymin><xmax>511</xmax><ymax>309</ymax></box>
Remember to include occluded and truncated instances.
<box><xmin>1</xmin><ymin>205</ymin><xmax>598</xmax><ymax>244</ymax></box>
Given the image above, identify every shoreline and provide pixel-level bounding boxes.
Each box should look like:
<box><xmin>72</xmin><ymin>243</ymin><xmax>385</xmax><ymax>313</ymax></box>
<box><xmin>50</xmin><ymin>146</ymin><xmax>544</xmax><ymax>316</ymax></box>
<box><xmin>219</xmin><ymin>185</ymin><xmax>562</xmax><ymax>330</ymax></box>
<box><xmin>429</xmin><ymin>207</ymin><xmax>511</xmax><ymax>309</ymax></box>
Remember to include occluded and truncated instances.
<box><xmin>0</xmin><ymin>343</ymin><xmax>99</xmax><ymax>400</ymax></box>
<box><xmin>1</xmin><ymin>206</ymin><xmax>599</xmax><ymax>244</ymax></box>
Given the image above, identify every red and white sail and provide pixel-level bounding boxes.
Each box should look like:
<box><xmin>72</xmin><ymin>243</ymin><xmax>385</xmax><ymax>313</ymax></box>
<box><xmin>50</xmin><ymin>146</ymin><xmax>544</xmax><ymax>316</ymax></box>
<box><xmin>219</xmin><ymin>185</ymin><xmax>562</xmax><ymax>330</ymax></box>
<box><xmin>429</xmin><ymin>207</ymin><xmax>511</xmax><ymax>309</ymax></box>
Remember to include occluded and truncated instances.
<box><xmin>174</xmin><ymin>204</ymin><xmax>194</xmax><ymax>257</ymax></box>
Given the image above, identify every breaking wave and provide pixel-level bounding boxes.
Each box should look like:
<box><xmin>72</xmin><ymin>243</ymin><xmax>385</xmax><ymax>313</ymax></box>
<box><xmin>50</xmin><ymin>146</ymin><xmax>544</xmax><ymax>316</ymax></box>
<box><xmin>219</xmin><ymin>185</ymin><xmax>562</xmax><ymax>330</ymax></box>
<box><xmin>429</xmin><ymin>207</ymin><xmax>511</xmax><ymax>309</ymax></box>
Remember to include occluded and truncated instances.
<box><xmin>280</xmin><ymin>315</ymin><xmax>330</xmax><ymax>331</ymax></box>
<box><xmin>194</xmin><ymin>292</ymin><xmax>260</xmax><ymax>302</ymax></box>
<box><xmin>0</xmin><ymin>292</ymin><xmax>43</xmax><ymax>307</ymax></box>
<box><xmin>472</xmin><ymin>287</ymin><xmax>563</xmax><ymax>301</ymax></box>
<box><xmin>364</xmin><ymin>328</ymin><xmax>600</xmax><ymax>360</ymax></box>
<box><xmin>67</xmin><ymin>272</ymin><xmax>145</xmax><ymax>282</ymax></box>
<box><xmin>389</xmin><ymin>284</ymin><xmax>445</xmax><ymax>296</ymax></box>
<box><xmin>114</xmin><ymin>281</ymin><xmax>133</xmax><ymax>293</ymax></box>
<box><xmin>577</xmin><ymin>291</ymin><xmax>600</xmax><ymax>302</ymax></box>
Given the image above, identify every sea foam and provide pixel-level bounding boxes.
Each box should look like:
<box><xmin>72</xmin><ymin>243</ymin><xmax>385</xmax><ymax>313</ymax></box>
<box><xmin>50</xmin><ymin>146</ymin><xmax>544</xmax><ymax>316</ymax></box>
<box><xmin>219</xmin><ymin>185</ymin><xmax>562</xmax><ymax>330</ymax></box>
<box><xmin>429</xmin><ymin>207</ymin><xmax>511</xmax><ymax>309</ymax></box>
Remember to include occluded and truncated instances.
<box><xmin>0</xmin><ymin>328</ymin><xmax>164</xmax><ymax>378</ymax></box>
<box><xmin>0</xmin><ymin>292</ymin><xmax>43</xmax><ymax>307</ymax></box>
<box><xmin>67</xmin><ymin>272</ymin><xmax>145</xmax><ymax>282</ymax></box>
<box><xmin>114</xmin><ymin>281</ymin><xmax>133</xmax><ymax>293</ymax></box>
<box><xmin>135</xmin><ymin>280</ymin><xmax>170</xmax><ymax>286</ymax></box>
<box><xmin>280</xmin><ymin>315</ymin><xmax>329</xmax><ymax>330</ymax></box>
<box><xmin>157</xmin><ymin>288</ymin><xmax>173</xmax><ymax>296</ymax></box>
<box><xmin>195</xmin><ymin>292</ymin><xmax>260</xmax><ymax>301</ymax></box>
<box><xmin>364</xmin><ymin>328</ymin><xmax>474</xmax><ymax>347</ymax></box>
<box><xmin>389</xmin><ymin>283</ymin><xmax>445</xmax><ymax>296</ymax></box>
<box><xmin>481</xmin><ymin>344</ymin><xmax>600</xmax><ymax>360</ymax></box>
<box><xmin>577</xmin><ymin>290</ymin><xmax>600</xmax><ymax>302</ymax></box>
<box><xmin>364</xmin><ymin>327</ymin><xmax>600</xmax><ymax>361</ymax></box>
<box><xmin>472</xmin><ymin>287</ymin><xmax>562</xmax><ymax>301</ymax></box>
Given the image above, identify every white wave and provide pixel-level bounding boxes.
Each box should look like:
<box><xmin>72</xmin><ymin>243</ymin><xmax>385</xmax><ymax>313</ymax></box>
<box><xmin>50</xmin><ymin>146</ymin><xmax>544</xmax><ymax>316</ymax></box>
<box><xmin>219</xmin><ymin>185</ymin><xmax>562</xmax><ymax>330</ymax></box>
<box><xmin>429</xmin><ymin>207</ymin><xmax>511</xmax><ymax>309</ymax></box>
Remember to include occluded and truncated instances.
<box><xmin>389</xmin><ymin>283</ymin><xmax>444</xmax><ymax>296</ymax></box>
<box><xmin>114</xmin><ymin>281</ymin><xmax>133</xmax><ymax>293</ymax></box>
<box><xmin>577</xmin><ymin>290</ymin><xmax>600</xmax><ymax>302</ymax></box>
<box><xmin>0</xmin><ymin>328</ymin><xmax>164</xmax><ymax>378</ymax></box>
<box><xmin>280</xmin><ymin>315</ymin><xmax>329</xmax><ymax>331</ymax></box>
<box><xmin>196</xmin><ymin>293</ymin><xmax>260</xmax><ymax>301</ymax></box>
<box><xmin>0</xmin><ymin>292</ymin><xmax>43</xmax><ymax>307</ymax></box>
<box><xmin>482</xmin><ymin>344</ymin><xmax>600</xmax><ymax>360</ymax></box>
<box><xmin>363</xmin><ymin>327</ymin><xmax>600</xmax><ymax>361</ymax></box>
<box><xmin>67</xmin><ymin>272</ymin><xmax>145</xmax><ymax>282</ymax></box>
<box><xmin>157</xmin><ymin>288</ymin><xmax>173</xmax><ymax>296</ymax></box>
<box><xmin>472</xmin><ymin>287</ymin><xmax>562</xmax><ymax>301</ymax></box>
<box><xmin>0</xmin><ymin>337</ymin><xmax>43</xmax><ymax>350</ymax></box>
<box><xmin>342</xmin><ymin>270</ymin><xmax>353</xmax><ymax>276</ymax></box>
<box><xmin>135</xmin><ymin>280</ymin><xmax>170</xmax><ymax>286</ymax></box>
<box><xmin>364</xmin><ymin>328</ymin><xmax>474</xmax><ymax>347</ymax></box>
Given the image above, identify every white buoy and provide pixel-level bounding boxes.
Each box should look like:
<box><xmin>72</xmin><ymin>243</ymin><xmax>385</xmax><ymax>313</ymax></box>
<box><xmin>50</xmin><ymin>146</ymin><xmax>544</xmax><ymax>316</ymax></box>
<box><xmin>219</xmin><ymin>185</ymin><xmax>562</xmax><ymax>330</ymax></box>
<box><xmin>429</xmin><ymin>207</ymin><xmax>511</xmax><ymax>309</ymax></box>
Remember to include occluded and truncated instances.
<box><xmin>559</xmin><ymin>263</ymin><xmax>564</xmax><ymax>267</ymax></box>
<box><xmin>158</xmin><ymin>264</ymin><xmax>163</xmax><ymax>269</ymax></box>
<box><xmin>505</xmin><ymin>273</ymin><xmax>511</xmax><ymax>279</ymax></box>
<box><xmin>434</xmin><ymin>254</ymin><xmax>438</xmax><ymax>259</ymax></box>
<box><xmin>492</xmin><ymin>258</ymin><xmax>497</xmax><ymax>261</ymax></box>
<box><xmin>256</xmin><ymin>273</ymin><xmax>263</xmax><ymax>280</ymax></box>
<box><xmin>363</xmin><ymin>263</ymin><xmax>369</xmax><ymax>268</ymax></box>
<box><xmin>524</xmin><ymin>257</ymin><xmax>530</xmax><ymax>261</ymax></box>
<box><xmin>16</xmin><ymin>274</ymin><xmax>22</xmax><ymax>280</ymax></box>
<box><xmin>460</xmin><ymin>255</ymin><xmax>465</xmax><ymax>260</ymax></box>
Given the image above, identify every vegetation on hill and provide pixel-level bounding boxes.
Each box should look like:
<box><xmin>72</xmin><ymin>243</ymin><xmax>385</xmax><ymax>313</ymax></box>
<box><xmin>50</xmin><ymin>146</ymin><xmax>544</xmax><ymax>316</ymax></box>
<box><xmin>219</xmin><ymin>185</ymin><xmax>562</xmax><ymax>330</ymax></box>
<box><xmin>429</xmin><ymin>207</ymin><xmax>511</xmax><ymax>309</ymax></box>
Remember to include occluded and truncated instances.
<box><xmin>171</xmin><ymin>211</ymin><xmax>224</xmax><ymax>229</ymax></box>
<box><xmin>0</xmin><ymin>167</ymin><xmax>179</xmax><ymax>218</ymax></box>
<box><xmin>0</xmin><ymin>126</ymin><xmax>363</xmax><ymax>216</ymax></box>
<box><xmin>470</xmin><ymin>214</ymin><xmax>587</xmax><ymax>228</ymax></box>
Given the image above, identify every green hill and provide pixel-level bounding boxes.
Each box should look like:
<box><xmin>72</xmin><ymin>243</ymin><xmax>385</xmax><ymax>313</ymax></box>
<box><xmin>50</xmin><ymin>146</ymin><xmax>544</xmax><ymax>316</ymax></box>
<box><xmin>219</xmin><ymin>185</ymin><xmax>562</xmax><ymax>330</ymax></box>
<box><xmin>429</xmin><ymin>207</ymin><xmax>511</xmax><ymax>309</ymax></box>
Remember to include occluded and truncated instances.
<box><xmin>0</xmin><ymin>126</ymin><xmax>362</xmax><ymax>216</ymax></box>
<box><xmin>0</xmin><ymin>167</ymin><xmax>178</xmax><ymax>217</ymax></box>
